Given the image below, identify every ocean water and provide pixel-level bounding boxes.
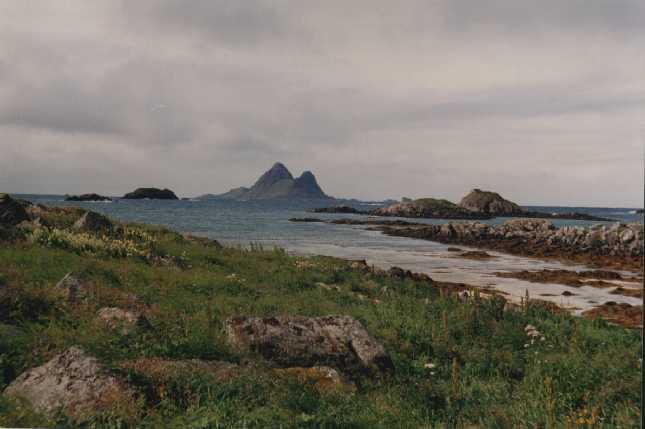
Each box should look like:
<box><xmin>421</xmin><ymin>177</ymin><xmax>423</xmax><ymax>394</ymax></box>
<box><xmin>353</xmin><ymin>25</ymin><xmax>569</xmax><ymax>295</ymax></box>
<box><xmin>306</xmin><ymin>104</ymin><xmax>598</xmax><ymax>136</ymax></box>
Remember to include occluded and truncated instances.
<box><xmin>16</xmin><ymin>195</ymin><xmax>644</xmax><ymax>311</ymax></box>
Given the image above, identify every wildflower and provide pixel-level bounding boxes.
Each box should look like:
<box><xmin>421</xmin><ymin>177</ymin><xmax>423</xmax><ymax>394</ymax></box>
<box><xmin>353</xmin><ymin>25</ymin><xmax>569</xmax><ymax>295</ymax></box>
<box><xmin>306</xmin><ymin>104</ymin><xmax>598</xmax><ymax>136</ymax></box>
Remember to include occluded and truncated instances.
<box><xmin>424</xmin><ymin>363</ymin><xmax>436</xmax><ymax>369</ymax></box>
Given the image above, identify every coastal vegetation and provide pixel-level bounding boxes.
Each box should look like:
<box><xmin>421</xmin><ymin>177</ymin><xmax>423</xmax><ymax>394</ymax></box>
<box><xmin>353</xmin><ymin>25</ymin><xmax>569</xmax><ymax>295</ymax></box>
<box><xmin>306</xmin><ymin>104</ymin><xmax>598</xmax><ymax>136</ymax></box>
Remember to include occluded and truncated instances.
<box><xmin>0</xmin><ymin>195</ymin><xmax>641</xmax><ymax>428</ymax></box>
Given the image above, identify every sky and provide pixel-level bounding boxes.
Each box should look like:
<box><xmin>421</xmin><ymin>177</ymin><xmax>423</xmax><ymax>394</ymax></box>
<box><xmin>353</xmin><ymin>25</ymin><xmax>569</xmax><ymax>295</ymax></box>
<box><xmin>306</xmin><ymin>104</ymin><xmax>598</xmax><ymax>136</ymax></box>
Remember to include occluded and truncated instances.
<box><xmin>0</xmin><ymin>1</ymin><xmax>644</xmax><ymax>206</ymax></box>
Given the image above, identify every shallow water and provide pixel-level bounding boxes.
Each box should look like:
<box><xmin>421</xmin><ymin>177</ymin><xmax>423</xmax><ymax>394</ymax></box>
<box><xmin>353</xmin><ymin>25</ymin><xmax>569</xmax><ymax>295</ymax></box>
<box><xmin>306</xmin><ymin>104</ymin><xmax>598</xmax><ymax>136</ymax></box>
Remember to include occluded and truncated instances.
<box><xmin>18</xmin><ymin>195</ymin><xmax>644</xmax><ymax>311</ymax></box>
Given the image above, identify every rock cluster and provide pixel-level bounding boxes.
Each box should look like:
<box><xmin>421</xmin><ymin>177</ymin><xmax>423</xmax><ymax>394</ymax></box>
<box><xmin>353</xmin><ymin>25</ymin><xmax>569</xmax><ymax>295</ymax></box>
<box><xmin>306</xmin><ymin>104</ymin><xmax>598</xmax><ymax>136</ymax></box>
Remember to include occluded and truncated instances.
<box><xmin>380</xmin><ymin>218</ymin><xmax>643</xmax><ymax>260</ymax></box>
<box><xmin>73</xmin><ymin>211</ymin><xmax>113</xmax><ymax>232</ymax></box>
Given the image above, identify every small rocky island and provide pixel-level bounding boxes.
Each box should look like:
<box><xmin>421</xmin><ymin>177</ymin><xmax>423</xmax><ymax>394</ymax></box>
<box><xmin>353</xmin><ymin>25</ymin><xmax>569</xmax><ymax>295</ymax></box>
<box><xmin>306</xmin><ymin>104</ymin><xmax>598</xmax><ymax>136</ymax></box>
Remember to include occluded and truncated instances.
<box><xmin>122</xmin><ymin>188</ymin><xmax>179</xmax><ymax>200</ymax></box>
<box><xmin>65</xmin><ymin>193</ymin><xmax>112</xmax><ymax>202</ymax></box>
<box><xmin>311</xmin><ymin>189</ymin><xmax>614</xmax><ymax>222</ymax></box>
<box><xmin>371</xmin><ymin>198</ymin><xmax>490</xmax><ymax>220</ymax></box>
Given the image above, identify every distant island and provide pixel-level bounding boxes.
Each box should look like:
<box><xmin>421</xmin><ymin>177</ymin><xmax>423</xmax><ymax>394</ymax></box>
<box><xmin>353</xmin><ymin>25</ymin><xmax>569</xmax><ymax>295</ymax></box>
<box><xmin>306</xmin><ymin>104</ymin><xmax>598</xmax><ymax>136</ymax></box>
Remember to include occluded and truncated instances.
<box><xmin>311</xmin><ymin>189</ymin><xmax>615</xmax><ymax>222</ymax></box>
<box><xmin>122</xmin><ymin>188</ymin><xmax>179</xmax><ymax>200</ymax></box>
<box><xmin>199</xmin><ymin>162</ymin><xmax>332</xmax><ymax>201</ymax></box>
<box><xmin>65</xmin><ymin>193</ymin><xmax>112</xmax><ymax>202</ymax></box>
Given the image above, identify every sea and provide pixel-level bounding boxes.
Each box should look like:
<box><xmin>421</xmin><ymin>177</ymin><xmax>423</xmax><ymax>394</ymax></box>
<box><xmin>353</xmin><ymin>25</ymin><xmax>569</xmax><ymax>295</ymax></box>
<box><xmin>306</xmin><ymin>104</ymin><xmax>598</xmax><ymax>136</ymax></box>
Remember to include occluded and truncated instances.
<box><xmin>15</xmin><ymin>195</ymin><xmax>645</xmax><ymax>312</ymax></box>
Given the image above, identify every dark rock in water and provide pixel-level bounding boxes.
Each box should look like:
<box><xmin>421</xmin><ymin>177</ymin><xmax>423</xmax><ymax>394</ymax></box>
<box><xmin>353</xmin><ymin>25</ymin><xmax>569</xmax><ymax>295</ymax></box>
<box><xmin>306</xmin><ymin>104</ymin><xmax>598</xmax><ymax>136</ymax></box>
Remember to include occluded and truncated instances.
<box><xmin>371</xmin><ymin>198</ymin><xmax>490</xmax><ymax>220</ymax></box>
<box><xmin>182</xmin><ymin>233</ymin><xmax>223</xmax><ymax>248</ymax></box>
<box><xmin>65</xmin><ymin>193</ymin><xmax>112</xmax><ymax>202</ymax></box>
<box><xmin>0</xmin><ymin>193</ymin><xmax>29</xmax><ymax>226</ymax></box>
<box><xmin>224</xmin><ymin>315</ymin><xmax>394</xmax><ymax>376</ymax></box>
<box><xmin>311</xmin><ymin>205</ymin><xmax>363</xmax><ymax>214</ymax></box>
<box><xmin>73</xmin><ymin>211</ymin><xmax>112</xmax><ymax>232</ymax></box>
<box><xmin>387</xmin><ymin>266</ymin><xmax>433</xmax><ymax>282</ymax></box>
<box><xmin>3</xmin><ymin>346</ymin><xmax>135</xmax><ymax>420</ymax></box>
<box><xmin>459</xmin><ymin>189</ymin><xmax>524</xmax><ymax>216</ymax></box>
<box><xmin>122</xmin><ymin>187</ymin><xmax>178</xmax><ymax>200</ymax></box>
<box><xmin>203</xmin><ymin>162</ymin><xmax>333</xmax><ymax>201</ymax></box>
<box><xmin>289</xmin><ymin>217</ymin><xmax>326</xmax><ymax>222</ymax></box>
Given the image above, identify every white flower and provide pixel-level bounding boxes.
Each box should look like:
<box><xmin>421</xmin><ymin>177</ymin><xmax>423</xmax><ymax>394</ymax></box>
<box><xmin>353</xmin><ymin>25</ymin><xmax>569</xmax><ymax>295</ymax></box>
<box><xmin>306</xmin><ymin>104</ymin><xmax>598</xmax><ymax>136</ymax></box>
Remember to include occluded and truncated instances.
<box><xmin>424</xmin><ymin>363</ymin><xmax>436</xmax><ymax>369</ymax></box>
<box><xmin>524</xmin><ymin>343</ymin><xmax>529</xmax><ymax>348</ymax></box>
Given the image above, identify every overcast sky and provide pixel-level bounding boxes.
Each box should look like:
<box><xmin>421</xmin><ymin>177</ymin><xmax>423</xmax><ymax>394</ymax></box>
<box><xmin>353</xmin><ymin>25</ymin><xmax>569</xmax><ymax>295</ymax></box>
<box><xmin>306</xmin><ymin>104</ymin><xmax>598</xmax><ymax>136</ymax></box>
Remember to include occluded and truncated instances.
<box><xmin>1</xmin><ymin>1</ymin><xmax>643</xmax><ymax>206</ymax></box>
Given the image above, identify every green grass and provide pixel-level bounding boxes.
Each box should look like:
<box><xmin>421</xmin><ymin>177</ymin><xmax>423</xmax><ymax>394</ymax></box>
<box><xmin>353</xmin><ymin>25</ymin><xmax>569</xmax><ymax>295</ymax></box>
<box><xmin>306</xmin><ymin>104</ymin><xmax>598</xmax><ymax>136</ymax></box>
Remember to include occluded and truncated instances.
<box><xmin>0</xmin><ymin>212</ymin><xmax>641</xmax><ymax>428</ymax></box>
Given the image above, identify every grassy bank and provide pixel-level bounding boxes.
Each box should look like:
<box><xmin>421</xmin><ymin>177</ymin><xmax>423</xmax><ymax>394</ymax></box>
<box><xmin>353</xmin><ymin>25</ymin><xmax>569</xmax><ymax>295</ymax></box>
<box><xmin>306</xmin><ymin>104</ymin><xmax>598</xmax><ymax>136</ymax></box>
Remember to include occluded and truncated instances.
<box><xmin>0</xmin><ymin>207</ymin><xmax>641</xmax><ymax>428</ymax></box>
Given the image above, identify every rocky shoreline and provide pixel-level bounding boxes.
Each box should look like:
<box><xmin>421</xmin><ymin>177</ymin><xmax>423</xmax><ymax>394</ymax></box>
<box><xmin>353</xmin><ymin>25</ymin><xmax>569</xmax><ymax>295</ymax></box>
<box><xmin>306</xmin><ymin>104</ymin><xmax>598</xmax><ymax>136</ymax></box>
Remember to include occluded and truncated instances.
<box><xmin>290</xmin><ymin>217</ymin><xmax>644</xmax><ymax>271</ymax></box>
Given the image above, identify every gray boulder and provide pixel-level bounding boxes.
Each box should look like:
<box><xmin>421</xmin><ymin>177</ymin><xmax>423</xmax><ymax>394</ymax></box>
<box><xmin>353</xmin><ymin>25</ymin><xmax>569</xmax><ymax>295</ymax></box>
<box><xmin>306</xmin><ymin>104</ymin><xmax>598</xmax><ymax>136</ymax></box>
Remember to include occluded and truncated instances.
<box><xmin>224</xmin><ymin>315</ymin><xmax>394</xmax><ymax>376</ymax></box>
<box><xmin>3</xmin><ymin>346</ymin><xmax>134</xmax><ymax>419</ymax></box>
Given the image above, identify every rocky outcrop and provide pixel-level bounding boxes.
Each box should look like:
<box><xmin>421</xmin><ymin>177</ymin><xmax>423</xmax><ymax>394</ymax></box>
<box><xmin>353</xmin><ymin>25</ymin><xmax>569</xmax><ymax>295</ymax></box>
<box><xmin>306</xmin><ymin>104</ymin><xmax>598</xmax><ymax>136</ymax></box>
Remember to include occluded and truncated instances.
<box><xmin>224</xmin><ymin>315</ymin><xmax>393</xmax><ymax>376</ymax></box>
<box><xmin>0</xmin><ymin>193</ymin><xmax>30</xmax><ymax>226</ymax></box>
<box><xmin>73</xmin><ymin>211</ymin><xmax>113</xmax><ymax>232</ymax></box>
<box><xmin>3</xmin><ymin>347</ymin><xmax>135</xmax><ymax>419</ymax></box>
<box><xmin>376</xmin><ymin>219</ymin><xmax>644</xmax><ymax>269</ymax></box>
<box><xmin>459</xmin><ymin>189</ymin><xmax>524</xmax><ymax>216</ymax></box>
<box><xmin>204</xmin><ymin>162</ymin><xmax>333</xmax><ymax>201</ymax></box>
<box><xmin>122</xmin><ymin>188</ymin><xmax>178</xmax><ymax>200</ymax></box>
<box><xmin>583</xmin><ymin>302</ymin><xmax>642</xmax><ymax>329</ymax></box>
<box><xmin>371</xmin><ymin>198</ymin><xmax>490</xmax><ymax>220</ymax></box>
<box><xmin>65</xmin><ymin>193</ymin><xmax>112</xmax><ymax>202</ymax></box>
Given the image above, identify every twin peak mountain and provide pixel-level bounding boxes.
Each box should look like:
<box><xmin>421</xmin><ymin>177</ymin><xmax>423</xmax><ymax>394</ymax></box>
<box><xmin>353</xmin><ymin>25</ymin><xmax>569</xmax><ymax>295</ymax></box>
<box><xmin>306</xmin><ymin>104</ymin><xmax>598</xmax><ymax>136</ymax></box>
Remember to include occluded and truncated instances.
<box><xmin>203</xmin><ymin>162</ymin><xmax>332</xmax><ymax>201</ymax></box>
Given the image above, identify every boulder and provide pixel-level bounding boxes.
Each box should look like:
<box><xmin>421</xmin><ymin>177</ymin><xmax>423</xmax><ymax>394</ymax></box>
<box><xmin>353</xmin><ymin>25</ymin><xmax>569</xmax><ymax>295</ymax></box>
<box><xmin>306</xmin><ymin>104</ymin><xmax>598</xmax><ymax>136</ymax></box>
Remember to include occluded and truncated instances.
<box><xmin>55</xmin><ymin>273</ymin><xmax>88</xmax><ymax>303</ymax></box>
<box><xmin>73</xmin><ymin>211</ymin><xmax>112</xmax><ymax>233</ymax></box>
<box><xmin>224</xmin><ymin>315</ymin><xmax>394</xmax><ymax>376</ymax></box>
<box><xmin>0</xmin><ymin>193</ymin><xmax>29</xmax><ymax>226</ymax></box>
<box><xmin>3</xmin><ymin>347</ymin><xmax>135</xmax><ymax>419</ymax></box>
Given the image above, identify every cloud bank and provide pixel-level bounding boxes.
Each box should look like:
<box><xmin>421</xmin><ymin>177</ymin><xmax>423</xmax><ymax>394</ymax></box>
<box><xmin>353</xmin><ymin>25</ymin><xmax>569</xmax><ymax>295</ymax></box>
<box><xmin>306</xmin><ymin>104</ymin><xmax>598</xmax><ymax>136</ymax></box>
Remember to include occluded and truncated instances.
<box><xmin>1</xmin><ymin>0</ymin><xmax>643</xmax><ymax>206</ymax></box>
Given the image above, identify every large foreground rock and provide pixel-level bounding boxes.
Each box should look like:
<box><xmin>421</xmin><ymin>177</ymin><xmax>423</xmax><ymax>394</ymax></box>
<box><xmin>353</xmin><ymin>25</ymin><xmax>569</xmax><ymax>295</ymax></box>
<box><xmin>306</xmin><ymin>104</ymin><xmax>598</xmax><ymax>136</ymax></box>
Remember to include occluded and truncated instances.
<box><xmin>0</xmin><ymin>193</ymin><xmax>29</xmax><ymax>226</ymax></box>
<box><xmin>224</xmin><ymin>315</ymin><xmax>394</xmax><ymax>376</ymax></box>
<box><xmin>3</xmin><ymin>347</ymin><xmax>135</xmax><ymax>419</ymax></box>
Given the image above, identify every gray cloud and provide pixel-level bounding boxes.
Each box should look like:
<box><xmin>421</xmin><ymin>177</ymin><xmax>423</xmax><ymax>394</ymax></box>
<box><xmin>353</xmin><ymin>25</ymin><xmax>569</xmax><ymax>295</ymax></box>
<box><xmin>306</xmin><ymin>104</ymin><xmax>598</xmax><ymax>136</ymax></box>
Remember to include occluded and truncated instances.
<box><xmin>0</xmin><ymin>1</ymin><xmax>643</xmax><ymax>206</ymax></box>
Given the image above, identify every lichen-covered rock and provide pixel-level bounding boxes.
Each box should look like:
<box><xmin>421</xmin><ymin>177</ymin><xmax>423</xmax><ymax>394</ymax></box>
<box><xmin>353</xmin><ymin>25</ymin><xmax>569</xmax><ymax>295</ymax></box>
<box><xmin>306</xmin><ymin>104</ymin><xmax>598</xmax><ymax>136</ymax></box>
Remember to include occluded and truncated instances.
<box><xmin>3</xmin><ymin>347</ymin><xmax>135</xmax><ymax>419</ymax></box>
<box><xmin>73</xmin><ymin>211</ymin><xmax>112</xmax><ymax>232</ymax></box>
<box><xmin>0</xmin><ymin>193</ymin><xmax>29</xmax><ymax>226</ymax></box>
<box><xmin>224</xmin><ymin>315</ymin><xmax>394</xmax><ymax>376</ymax></box>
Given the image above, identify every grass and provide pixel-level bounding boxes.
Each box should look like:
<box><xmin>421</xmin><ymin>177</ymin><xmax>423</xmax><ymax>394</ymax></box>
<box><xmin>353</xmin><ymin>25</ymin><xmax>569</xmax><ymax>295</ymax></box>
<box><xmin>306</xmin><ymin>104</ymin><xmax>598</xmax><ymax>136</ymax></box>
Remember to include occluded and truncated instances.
<box><xmin>0</xmin><ymin>208</ymin><xmax>641</xmax><ymax>428</ymax></box>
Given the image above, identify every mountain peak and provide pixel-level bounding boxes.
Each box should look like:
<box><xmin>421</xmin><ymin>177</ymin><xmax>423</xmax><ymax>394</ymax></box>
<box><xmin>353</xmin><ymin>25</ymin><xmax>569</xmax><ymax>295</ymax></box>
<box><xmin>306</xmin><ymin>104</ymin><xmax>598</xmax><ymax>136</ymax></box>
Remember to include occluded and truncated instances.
<box><xmin>209</xmin><ymin>163</ymin><xmax>332</xmax><ymax>201</ymax></box>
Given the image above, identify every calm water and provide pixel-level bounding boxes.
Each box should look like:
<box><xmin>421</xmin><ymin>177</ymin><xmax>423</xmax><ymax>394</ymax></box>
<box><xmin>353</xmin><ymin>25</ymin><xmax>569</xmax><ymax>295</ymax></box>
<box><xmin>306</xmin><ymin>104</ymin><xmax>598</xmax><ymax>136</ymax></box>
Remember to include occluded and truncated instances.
<box><xmin>16</xmin><ymin>195</ymin><xmax>644</xmax><ymax>311</ymax></box>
